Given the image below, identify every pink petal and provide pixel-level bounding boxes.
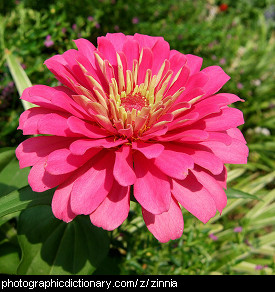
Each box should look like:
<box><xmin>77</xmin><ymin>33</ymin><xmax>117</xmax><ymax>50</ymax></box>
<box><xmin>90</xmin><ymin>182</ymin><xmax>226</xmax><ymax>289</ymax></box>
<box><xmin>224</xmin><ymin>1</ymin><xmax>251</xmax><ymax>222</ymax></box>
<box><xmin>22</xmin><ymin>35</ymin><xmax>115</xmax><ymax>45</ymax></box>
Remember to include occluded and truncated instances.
<box><xmin>192</xmin><ymin>167</ymin><xmax>227</xmax><ymax>214</ymax></box>
<box><xmin>169</xmin><ymin>50</ymin><xmax>187</xmax><ymax>78</ymax></box>
<box><xmin>201</xmin><ymin>66</ymin><xmax>230</xmax><ymax>97</ymax></box>
<box><xmin>137</xmin><ymin>47</ymin><xmax>153</xmax><ymax>85</ymax></box>
<box><xmin>21</xmin><ymin>85</ymin><xmax>89</xmax><ymax>119</ymax></box>
<box><xmin>226</xmin><ymin>128</ymin><xmax>247</xmax><ymax>144</ymax></box>
<box><xmin>166</xmin><ymin>66</ymin><xmax>190</xmax><ymax>97</ymax></box>
<box><xmin>157</xmin><ymin>129</ymin><xmax>208</xmax><ymax>142</ymax></box>
<box><xmin>67</xmin><ymin>116</ymin><xmax>110</xmax><ymax>138</ymax></box>
<box><xmin>122</xmin><ymin>39</ymin><xmax>140</xmax><ymax>70</ymax></box>
<box><xmin>151</xmin><ymin>38</ymin><xmax>170</xmax><ymax>75</ymax></box>
<box><xmin>133</xmin><ymin>33</ymin><xmax>164</xmax><ymax>49</ymax></box>
<box><xmin>177</xmin><ymin>87</ymin><xmax>205</xmax><ymax>104</ymax></box>
<box><xmin>69</xmin><ymin>138</ymin><xmax>127</xmax><ymax>155</ymax></box>
<box><xmin>202</xmin><ymin>107</ymin><xmax>244</xmax><ymax>131</ymax></box>
<box><xmin>153</xmin><ymin>144</ymin><xmax>194</xmax><ymax>180</ymax></box>
<box><xmin>73</xmin><ymin>38</ymin><xmax>97</xmax><ymax>66</ymax></box>
<box><xmin>180</xmin><ymin>145</ymin><xmax>224</xmax><ymax>175</ymax></box>
<box><xmin>133</xmin><ymin>151</ymin><xmax>171</xmax><ymax>215</ymax></box>
<box><xmin>132</xmin><ymin>140</ymin><xmax>164</xmax><ymax>159</ymax></box>
<box><xmin>70</xmin><ymin>150</ymin><xmax>115</xmax><ymax>215</ymax></box>
<box><xmin>113</xmin><ymin>145</ymin><xmax>136</xmax><ymax>186</ymax></box>
<box><xmin>44</xmin><ymin>55</ymin><xmax>79</xmax><ymax>90</ymax></box>
<box><xmin>199</xmin><ymin>139</ymin><xmax>249</xmax><ymax>164</ymax></box>
<box><xmin>217</xmin><ymin>93</ymin><xmax>244</xmax><ymax>105</ymax></box>
<box><xmin>184</xmin><ymin>71</ymin><xmax>209</xmax><ymax>91</ymax></box>
<box><xmin>185</xmin><ymin>54</ymin><xmax>203</xmax><ymax>75</ymax></box>
<box><xmin>37</xmin><ymin>112</ymin><xmax>81</xmax><ymax>137</ymax></box>
<box><xmin>51</xmin><ymin>157</ymin><xmax>101</xmax><ymax>222</ymax></box>
<box><xmin>61</xmin><ymin>49</ymin><xmax>92</xmax><ymax>89</ymax></box>
<box><xmin>97</xmin><ymin>36</ymin><xmax>117</xmax><ymax>66</ymax></box>
<box><xmin>140</xmin><ymin>125</ymin><xmax>169</xmax><ymax>140</ymax></box>
<box><xmin>16</xmin><ymin>136</ymin><xmax>74</xmax><ymax>168</ymax></box>
<box><xmin>46</xmin><ymin>147</ymin><xmax>101</xmax><ymax>175</ymax></box>
<box><xmin>90</xmin><ymin>181</ymin><xmax>130</xmax><ymax>230</ymax></box>
<box><xmin>52</xmin><ymin>184</ymin><xmax>76</xmax><ymax>223</ymax></box>
<box><xmin>188</xmin><ymin>95</ymin><xmax>229</xmax><ymax>119</ymax></box>
<box><xmin>28</xmin><ymin>158</ymin><xmax>71</xmax><ymax>192</ymax></box>
<box><xmin>172</xmin><ymin>173</ymin><xmax>217</xmax><ymax>223</ymax></box>
<box><xmin>105</xmin><ymin>32</ymin><xmax>127</xmax><ymax>52</ymax></box>
<box><xmin>205</xmin><ymin>131</ymin><xmax>232</xmax><ymax>145</ymax></box>
<box><xmin>18</xmin><ymin>107</ymin><xmax>48</xmax><ymax>135</ymax></box>
<box><xmin>142</xmin><ymin>196</ymin><xmax>184</xmax><ymax>243</ymax></box>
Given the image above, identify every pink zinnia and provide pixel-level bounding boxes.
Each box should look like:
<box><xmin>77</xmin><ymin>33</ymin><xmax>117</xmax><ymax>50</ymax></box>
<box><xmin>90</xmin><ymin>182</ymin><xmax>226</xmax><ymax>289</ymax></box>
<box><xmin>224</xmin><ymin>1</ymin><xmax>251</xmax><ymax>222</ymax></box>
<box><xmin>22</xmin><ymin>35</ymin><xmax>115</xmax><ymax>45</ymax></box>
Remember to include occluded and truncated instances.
<box><xmin>16</xmin><ymin>33</ymin><xmax>248</xmax><ymax>242</ymax></box>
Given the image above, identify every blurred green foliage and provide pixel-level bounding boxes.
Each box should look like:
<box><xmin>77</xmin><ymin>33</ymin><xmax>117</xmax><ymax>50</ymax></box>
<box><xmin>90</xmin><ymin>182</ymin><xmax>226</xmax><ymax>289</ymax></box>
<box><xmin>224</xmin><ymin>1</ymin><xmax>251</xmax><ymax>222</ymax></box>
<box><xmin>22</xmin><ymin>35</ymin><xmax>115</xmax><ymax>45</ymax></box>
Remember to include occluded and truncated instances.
<box><xmin>0</xmin><ymin>0</ymin><xmax>275</xmax><ymax>275</ymax></box>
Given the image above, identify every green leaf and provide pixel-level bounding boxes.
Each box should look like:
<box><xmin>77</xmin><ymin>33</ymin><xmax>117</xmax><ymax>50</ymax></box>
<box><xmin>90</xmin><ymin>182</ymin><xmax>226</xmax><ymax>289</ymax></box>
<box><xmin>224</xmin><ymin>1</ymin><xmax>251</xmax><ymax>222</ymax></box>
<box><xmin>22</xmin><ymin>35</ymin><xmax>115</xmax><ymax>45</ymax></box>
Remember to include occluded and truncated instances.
<box><xmin>0</xmin><ymin>157</ymin><xmax>30</xmax><ymax>197</ymax></box>
<box><xmin>0</xmin><ymin>186</ymin><xmax>53</xmax><ymax>218</ymax></box>
<box><xmin>0</xmin><ymin>147</ymin><xmax>16</xmax><ymax>172</ymax></box>
<box><xmin>245</xmin><ymin>189</ymin><xmax>275</xmax><ymax>220</ymax></box>
<box><xmin>226</xmin><ymin>188</ymin><xmax>261</xmax><ymax>200</ymax></box>
<box><xmin>17</xmin><ymin>205</ymin><xmax>110</xmax><ymax>275</ymax></box>
<box><xmin>0</xmin><ymin>242</ymin><xmax>21</xmax><ymax>275</ymax></box>
<box><xmin>4</xmin><ymin>49</ymin><xmax>35</xmax><ymax>110</ymax></box>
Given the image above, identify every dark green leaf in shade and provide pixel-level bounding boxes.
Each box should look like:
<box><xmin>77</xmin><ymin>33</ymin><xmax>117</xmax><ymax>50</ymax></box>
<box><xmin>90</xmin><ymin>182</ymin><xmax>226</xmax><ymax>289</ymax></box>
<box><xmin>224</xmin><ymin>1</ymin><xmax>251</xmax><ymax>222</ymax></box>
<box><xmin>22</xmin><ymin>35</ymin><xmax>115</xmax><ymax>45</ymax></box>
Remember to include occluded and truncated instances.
<box><xmin>0</xmin><ymin>156</ymin><xmax>30</xmax><ymax>197</ymax></box>
<box><xmin>17</xmin><ymin>205</ymin><xmax>110</xmax><ymax>275</ymax></box>
<box><xmin>0</xmin><ymin>242</ymin><xmax>21</xmax><ymax>275</ymax></box>
<box><xmin>0</xmin><ymin>147</ymin><xmax>16</xmax><ymax>172</ymax></box>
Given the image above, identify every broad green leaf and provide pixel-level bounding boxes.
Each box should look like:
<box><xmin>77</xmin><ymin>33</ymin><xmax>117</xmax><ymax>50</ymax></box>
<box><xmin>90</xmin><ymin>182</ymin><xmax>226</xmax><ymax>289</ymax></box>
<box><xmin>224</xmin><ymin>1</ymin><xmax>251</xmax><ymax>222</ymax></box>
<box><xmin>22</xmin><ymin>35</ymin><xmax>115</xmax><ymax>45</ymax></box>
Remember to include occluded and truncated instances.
<box><xmin>0</xmin><ymin>186</ymin><xmax>53</xmax><ymax>218</ymax></box>
<box><xmin>0</xmin><ymin>147</ymin><xmax>15</xmax><ymax>172</ymax></box>
<box><xmin>0</xmin><ymin>157</ymin><xmax>30</xmax><ymax>197</ymax></box>
<box><xmin>17</xmin><ymin>205</ymin><xmax>110</xmax><ymax>275</ymax></box>
<box><xmin>0</xmin><ymin>242</ymin><xmax>20</xmax><ymax>275</ymax></box>
<box><xmin>4</xmin><ymin>49</ymin><xmax>35</xmax><ymax>110</ymax></box>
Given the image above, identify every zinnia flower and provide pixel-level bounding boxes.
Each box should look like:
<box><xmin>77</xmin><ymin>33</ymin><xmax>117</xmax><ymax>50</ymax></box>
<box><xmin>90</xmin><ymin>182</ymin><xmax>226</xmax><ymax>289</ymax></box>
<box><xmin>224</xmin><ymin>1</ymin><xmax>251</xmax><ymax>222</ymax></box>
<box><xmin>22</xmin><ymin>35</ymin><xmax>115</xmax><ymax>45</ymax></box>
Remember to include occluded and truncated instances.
<box><xmin>16</xmin><ymin>33</ymin><xmax>248</xmax><ymax>242</ymax></box>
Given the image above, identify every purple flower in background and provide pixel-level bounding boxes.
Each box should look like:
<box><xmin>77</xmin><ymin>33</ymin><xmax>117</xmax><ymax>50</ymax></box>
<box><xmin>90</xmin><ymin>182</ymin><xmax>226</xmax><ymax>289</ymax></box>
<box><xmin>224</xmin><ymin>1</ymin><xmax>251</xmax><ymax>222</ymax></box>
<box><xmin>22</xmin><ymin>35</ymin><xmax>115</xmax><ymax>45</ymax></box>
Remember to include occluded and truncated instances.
<box><xmin>237</xmin><ymin>82</ymin><xmax>244</xmax><ymax>89</ymax></box>
<box><xmin>132</xmin><ymin>17</ymin><xmax>139</xmax><ymax>24</ymax></box>
<box><xmin>234</xmin><ymin>226</ymin><xmax>243</xmax><ymax>233</ymax></box>
<box><xmin>209</xmin><ymin>233</ymin><xmax>218</xmax><ymax>241</ymax></box>
<box><xmin>95</xmin><ymin>22</ymin><xmax>100</xmax><ymax>29</ymax></box>
<box><xmin>44</xmin><ymin>35</ymin><xmax>54</xmax><ymax>48</ymax></box>
<box><xmin>87</xmin><ymin>16</ymin><xmax>94</xmax><ymax>22</ymax></box>
<box><xmin>72</xmin><ymin>24</ymin><xmax>77</xmax><ymax>30</ymax></box>
<box><xmin>219</xmin><ymin>58</ymin><xmax>226</xmax><ymax>65</ymax></box>
<box><xmin>211</xmin><ymin>55</ymin><xmax>217</xmax><ymax>61</ymax></box>
<box><xmin>61</xmin><ymin>28</ymin><xmax>67</xmax><ymax>34</ymax></box>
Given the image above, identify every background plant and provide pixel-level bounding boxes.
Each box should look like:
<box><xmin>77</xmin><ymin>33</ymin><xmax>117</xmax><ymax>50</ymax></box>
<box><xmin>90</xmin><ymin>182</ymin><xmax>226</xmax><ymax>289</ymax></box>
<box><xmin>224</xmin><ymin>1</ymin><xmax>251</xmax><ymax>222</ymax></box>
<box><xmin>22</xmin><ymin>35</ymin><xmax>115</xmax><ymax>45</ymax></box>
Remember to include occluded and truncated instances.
<box><xmin>0</xmin><ymin>0</ymin><xmax>274</xmax><ymax>275</ymax></box>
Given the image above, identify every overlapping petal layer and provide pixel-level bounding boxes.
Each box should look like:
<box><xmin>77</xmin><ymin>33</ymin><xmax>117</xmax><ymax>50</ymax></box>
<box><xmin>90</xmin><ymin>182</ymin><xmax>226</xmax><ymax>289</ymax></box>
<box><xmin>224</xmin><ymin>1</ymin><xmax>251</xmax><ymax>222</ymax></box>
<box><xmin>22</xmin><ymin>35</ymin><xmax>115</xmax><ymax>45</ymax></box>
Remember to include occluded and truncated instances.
<box><xmin>16</xmin><ymin>33</ymin><xmax>248</xmax><ymax>242</ymax></box>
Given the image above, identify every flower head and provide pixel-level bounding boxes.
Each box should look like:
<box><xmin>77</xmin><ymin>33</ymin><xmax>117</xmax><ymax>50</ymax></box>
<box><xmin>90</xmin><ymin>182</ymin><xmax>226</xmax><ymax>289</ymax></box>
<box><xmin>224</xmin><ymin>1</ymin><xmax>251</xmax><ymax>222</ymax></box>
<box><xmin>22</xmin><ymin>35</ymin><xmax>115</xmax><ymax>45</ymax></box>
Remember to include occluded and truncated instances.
<box><xmin>132</xmin><ymin>17</ymin><xmax>139</xmax><ymax>24</ymax></box>
<box><xmin>16</xmin><ymin>33</ymin><xmax>248</xmax><ymax>242</ymax></box>
<box><xmin>44</xmin><ymin>35</ymin><xmax>54</xmax><ymax>48</ymax></box>
<box><xmin>233</xmin><ymin>226</ymin><xmax>243</xmax><ymax>233</ymax></box>
<box><xmin>219</xmin><ymin>3</ymin><xmax>228</xmax><ymax>12</ymax></box>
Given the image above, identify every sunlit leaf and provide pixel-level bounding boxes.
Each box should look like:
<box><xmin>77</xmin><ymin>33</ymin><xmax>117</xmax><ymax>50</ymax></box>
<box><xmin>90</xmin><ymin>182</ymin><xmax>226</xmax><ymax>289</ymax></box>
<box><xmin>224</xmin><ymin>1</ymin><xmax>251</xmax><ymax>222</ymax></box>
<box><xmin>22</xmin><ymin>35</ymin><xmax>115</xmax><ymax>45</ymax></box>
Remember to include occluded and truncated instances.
<box><xmin>0</xmin><ymin>186</ymin><xmax>53</xmax><ymax>218</ymax></box>
<box><xmin>226</xmin><ymin>188</ymin><xmax>261</xmax><ymax>200</ymax></box>
<box><xmin>4</xmin><ymin>49</ymin><xmax>35</xmax><ymax>110</ymax></box>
